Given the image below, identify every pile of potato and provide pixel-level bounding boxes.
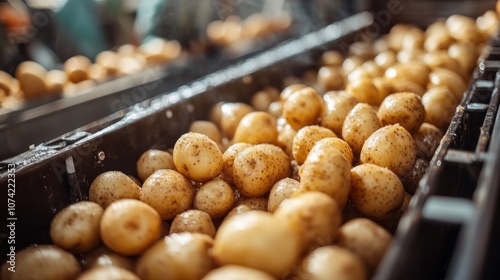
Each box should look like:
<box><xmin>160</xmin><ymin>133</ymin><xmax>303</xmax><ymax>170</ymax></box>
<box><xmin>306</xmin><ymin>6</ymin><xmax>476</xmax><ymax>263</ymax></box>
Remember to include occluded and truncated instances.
<box><xmin>0</xmin><ymin>37</ymin><xmax>181</xmax><ymax>109</ymax></box>
<box><xmin>3</xmin><ymin>10</ymin><xmax>499</xmax><ymax>280</ymax></box>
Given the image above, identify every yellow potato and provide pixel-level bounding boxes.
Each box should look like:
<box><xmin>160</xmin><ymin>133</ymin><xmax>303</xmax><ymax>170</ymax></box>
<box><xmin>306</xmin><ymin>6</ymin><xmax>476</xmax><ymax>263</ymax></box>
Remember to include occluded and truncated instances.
<box><xmin>140</xmin><ymin>169</ymin><xmax>195</xmax><ymax>220</ymax></box>
<box><xmin>374</xmin><ymin>50</ymin><xmax>397</xmax><ymax>70</ymax></box>
<box><xmin>213</xmin><ymin>211</ymin><xmax>301</xmax><ymax>278</ymax></box>
<box><xmin>169</xmin><ymin>209</ymin><xmax>216</xmax><ymax>238</ymax></box>
<box><xmin>310</xmin><ymin>137</ymin><xmax>354</xmax><ymax>165</ymax></box>
<box><xmin>267</xmin><ymin>177</ymin><xmax>300</xmax><ymax>213</ymax></box>
<box><xmin>401</xmin><ymin>28</ymin><xmax>425</xmax><ymax>50</ymax></box>
<box><xmin>194</xmin><ymin>178</ymin><xmax>235</xmax><ymax>218</ymax></box>
<box><xmin>337</xmin><ymin>218</ymin><xmax>392</xmax><ymax>275</ymax></box>
<box><xmin>377</xmin><ymin>92</ymin><xmax>426</xmax><ymax>133</ymax></box>
<box><xmin>292</xmin><ymin>125</ymin><xmax>337</xmax><ymax>165</ymax></box>
<box><xmin>421</xmin><ymin>87</ymin><xmax>458</xmax><ymax>131</ymax></box>
<box><xmin>136</xmin><ymin>149</ymin><xmax>175</xmax><ymax>182</ymax></box>
<box><xmin>280</xmin><ymin>83</ymin><xmax>307</xmax><ymax>101</ymax></box>
<box><xmin>173</xmin><ymin>132</ymin><xmax>223</xmax><ymax>182</ymax></box>
<box><xmin>282</xmin><ymin>87</ymin><xmax>324</xmax><ymax>130</ymax></box>
<box><xmin>77</xmin><ymin>266</ymin><xmax>140</xmax><ymax>280</ymax></box>
<box><xmin>259</xmin><ymin>143</ymin><xmax>292</xmax><ymax>180</ymax></box>
<box><xmin>317</xmin><ymin>66</ymin><xmax>344</xmax><ymax>92</ymax></box>
<box><xmin>188</xmin><ymin>120</ymin><xmax>222</xmax><ymax>144</ymax></box>
<box><xmin>320</xmin><ymin>90</ymin><xmax>359</xmax><ymax>136</ymax></box>
<box><xmin>233</xmin><ymin>111</ymin><xmax>278</xmax><ymax>145</ymax></box>
<box><xmin>45</xmin><ymin>70</ymin><xmax>67</xmax><ymax>96</ymax></box>
<box><xmin>342</xmin><ymin>103</ymin><xmax>382</xmax><ymax>154</ymax></box>
<box><xmin>95</xmin><ymin>50</ymin><xmax>119</xmax><ymax>76</ymax></box>
<box><xmin>222</xmin><ymin>142</ymin><xmax>252</xmax><ymax>185</ymax></box>
<box><xmin>89</xmin><ymin>171</ymin><xmax>141</xmax><ymax>208</ymax></box>
<box><xmin>445</xmin><ymin>14</ymin><xmax>481</xmax><ymax>43</ymax></box>
<box><xmin>15</xmin><ymin>61</ymin><xmax>48</xmax><ymax>100</ymax></box>
<box><xmin>83</xmin><ymin>245</ymin><xmax>136</xmax><ymax>271</ymax></box>
<box><xmin>50</xmin><ymin>201</ymin><xmax>103</xmax><ymax>254</ymax></box>
<box><xmin>297</xmin><ymin>246</ymin><xmax>368</xmax><ymax>280</ymax></box>
<box><xmin>251</xmin><ymin>87</ymin><xmax>280</xmax><ymax>111</ymax></box>
<box><xmin>448</xmin><ymin>42</ymin><xmax>479</xmax><ymax>75</ymax></box>
<box><xmin>427</xmin><ymin>68</ymin><xmax>467</xmax><ymax>103</ymax></box>
<box><xmin>321</xmin><ymin>50</ymin><xmax>344</xmax><ymax>67</ymax></box>
<box><xmin>384</xmin><ymin>62</ymin><xmax>430</xmax><ymax>89</ymax></box>
<box><xmin>64</xmin><ymin>55</ymin><xmax>91</xmax><ymax>84</ymax></box>
<box><xmin>202</xmin><ymin>265</ymin><xmax>276</xmax><ymax>280</ymax></box>
<box><xmin>236</xmin><ymin>196</ymin><xmax>269</xmax><ymax>211</ymax></box>
<box><xmin>274</xmin><ymin>191</ymin><xmax>342</xmax><ymax>250</ymax></box>
<box><xmin>412</xmin><ymin>122</ymin><xmax>444</xmax><ymax>160</ymax></box>
<box><xmin>220</xmin><ymin>102</ymin><xmax>254</xmax><ymax>139</ymax></box>
<box><xmin>277</xmin><ymin>120</ymin><xmax>297</xmax><ymax>157</ymax></box>
<box><xmin>360</xmin><ymin>124</ymin><xmax>417</xmax><ymax>177</ymax></box>
<box><xmin>346</xmin><ymin>78</ymin><xmax>382</xmax><ymax>106</ymax></box>
<box><xmin>422</xmin><ymin>51</ymin><xmax>466</xmax><ymax>79</ymax></box>
<box><xmin>136</xmin><ymin>233</ymin><xmax>215</xmax><ymax>280</ymax></box>
<box><xmin>350</xmin><ymin>164</ymin><xmax>404</xmax><ymax>220</ymax></box>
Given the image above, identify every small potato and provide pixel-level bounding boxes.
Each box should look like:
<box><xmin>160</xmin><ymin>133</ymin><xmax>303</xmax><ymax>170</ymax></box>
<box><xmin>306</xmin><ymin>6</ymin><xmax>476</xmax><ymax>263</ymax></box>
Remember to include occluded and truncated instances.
<box><xmin>277</xmin><ymin>120</ymin><xmax>297</xmax><ymax>157</ymax></box>
<box><xmin>445</xmin><ymin>14</ymin><xmax>481</xmax><ymax>44</ymax></box>
<box><xmin>136</xmin><ymin>233</ymin><xmax>216</xmax><ymax>280</ymax></box>
<box><xmin>342</xmin><ymin>56</ymin><xmax>364</xmax><ymax>74</ymax></box>
<box><xmin>374</xmin><ymin>50</ymin><xmax>397</xmax><ymax>70</ymax></box>
<box><xmin>136</xmin><ymin>149</ymin><xmax>175</xmax><ymax>182</ymax></box>
<box><xmin>251</xmin><ymin>87</ymin><xmax>280</xmax><ymax>111</ymax></box>
<box><xmin>259</xmin><ymin>143</ymin><xmax>292</xmax><ymax>180</ymax></box>
<box><xmin>220</xmin><ymin>102</ymin><xmax>254</xmax><ymax>139</ymax></box>
<box><xmin>396</xmin><ymin>49</ymin><xmax>424</xmax><ymax>63</ymax></box>
<box><xmin>84</xmin><ymin>246</ymin><xmax>136</xmax><ymax>271</ymax></box>
<box><xmin>317</xmin><ymin>66</ymin><xmax>344</xmax><ymax>92</ymax></box>
<box><xmin>233</xmin><ymin>144</ymin><xmax>281</xmax><ymax>197</ymax></box>
<box><xmin>377</xmin><ymin>92</ymin><xmax>426</xmax><ymax>133</ymax></box>
<box><xmin>268</xmin><ymin>100</ymin><xmax>283</xmax><ymax>118</ymax></box>
<box><xmin>292</xmin><ymin>125</ymin><xmax>337</xmax><ymax>165</ymax></box>
<box><xmin>448</xmin><ymin>42</ymin><xmax>479</xmax><ymax>75</ymax></box>
<box><xmin>377</xmin><ymin>191</ymin><xmax>412</xmax><ymax>233</ymax></box>
<box><xmin>223</xmin><ymin>204</ymin><xmax>254</xmax><ymax>224</ymax></box>
<box><xmin>372</xmin><ymin>77</ymin><xmax>393</xmax><ymax>102</ymax></box>
<box><xmin>13</xmin><ymin>245</ymin><xmax>81</xmax><ymax>280</ymax></box>
<box><xmin>400</xmin><ymin>158</ymin><xmax>429</xmax><ymax>195</ymax></box>
<box><xmin>311</xmin><ymin>137</ymin><xmax>354</xmax><ymax>165</ymax></box>
<box><xmin>233</xmin><ymin>111</ymin><xmax>278</xmax><ymax>145</ymax></box>
<box><xmin>424</xmin><ymin>28</ymin><xmax>454</xmax><ymax>52</ymax></box>
<box><xmin>388</xmin><ymin>79</ymin><xmax>426</xmax><ymax>97</ymax></box>
<box><xmin>173</xmin><ymin>132</ymin><xmax>223</xmax><ymax>182</ymax></box>
<box><xmin>95</xmin><ymin>50</ymin><xmax>119</xmax><ymax>76</ymax></box>
<box><xmin>63</xmin><ymin>55</ymin><xmax>91</xmax><ymax>83</ymax></box>
<box><xmin>189</xmin><ymin>120</ymin><xmax>222</xmax><ymax>144</ymax></box>
<box><xmin>413</xmin><ymin>122</ymin><xmax>444</xmax><ymax>160</ymax></box>
<box><xmin>422</xmin><ymin>51</ymin><xmax>466</xmax><ymax>79</ymax></box>
<box><xmin>297</xmin><ymin>246</ymin><xmax>368</xmax><ymax>280</ymax></box>
<box><xmin>350</xmin><ymin>164</ymin><xmax>404</xmax><ymax>220</ymax></box>
<box><xmin>280</xmin><ymin>83</ymin><xmax>307</xmax><ymax>101</ymax></box>
<box><xmin>387</xmin><ymin>24</ymin><xmax>416</xmax><ymax>51</ymax></box>
<box><xmin>384</xmin><ymin>62</ymin><xmax>430</xmax><ymax>89</ymax></box>
<box><xmin>77</xmin><ymin>266</ymin><xmax>140</xmax><ymax>280</ymax></box>
<box><xmin>268</xmin><ymin>177</ymin><xmax>300</xmax><ymax>212</ymax></box>
<box><xmin>169</xmin><ymin>209</ymin><xmax>216</xmax><ymax>238</ymax></box>
<box><xmin>15</xmin><ymin>61</ymin><xmax>47</xmax><ymax>99</ymax></box>
<box><xmin>337</xmin><ymin>218</ymin><xmax>392</xmax><ymax>274</ymax></box>
<box><xmin>45</xmin><ymin>70</ymin><xmax>67</xmax><ymax>95</ymax></box>
<box><xmin>222</xmin><ymin>142</ymin><xmax>252</xmax><ymax>185</ymax></box>
<box><xmin>342</xmin><ymin>103</ymin><xmax>382</xmax><ymax>154</ymax></box>
<box><xmin>100</xmin><ymin>199</ymin><xmax>161</xmax><ymax>256</ymax></box>
<box><xmin>298</xmin><ymin>144</ymin><xmax>351</xmax><ymax>209</ymax></box>
<box><xmin>401</xmin><ymin>28</ymin><xmax>425</xmax><ymax>50</ymax></box>
<box><xmin>194</xmin><ymin>178</ymin><xmax>235</xmax><ymax>218</ymax></box>
<box><xmin>282</xmin><ymin>87</ymin><xmax>324</xmax><ymax>130</ymax></box>
<box><xmin>140</xmin><ymin>169</ymin><xmax>195</xmax><ymax>220</ymax></box>
<box><xmin>346</xmin><ymin>78</ymin><xmax>382</xmax><ymax>106</ymax></box>
<box><xmin>421</xmin><ymin>87</ymin><xmax>458</xmax><ymax>131</ymax></box>
<box><xmin>427</xmin><ymin>68</ymin><xmax>467</xmax><ymax>103</ymax></box>
<box><xmin>208</xmin><ymin>102</ymin><xmax>224</xmax><ymax>127</ymax></box>
<box><xmin>50</xmin><ymin>201</ymin><xmax>103</xmax><ymax>254</ymax></box>
<box><xmin>320</xmin><ymin>90</ymin><xmax>358</xmax><ymax>136</ymax></box>
<box><xmin>274</xmin><ymin>191</ymin><xmax>342</xmax><ymax>250</ymax></box>
<box><xmin>213</xmin><ymin>211</ymin><xmax>301</xmax><ymax>278</ymax></box>
<box><xmin>89</xmin><ymin>171</ymin><xmax>141</xmax><ymax>208</ymax></box>
<box><xmin>202</xmin><ymin>265</ymin><xmax>276</xmax><ymax>280</ymax></box>
<box><xmin>321</xmin><ymin>50</ymin><xmax>344</xmax><ymax>67</ymax></box>
<box><xmin>236</xmin><ymin>197</ymin><xmax>269</xmax><ymax>212</ymax></box>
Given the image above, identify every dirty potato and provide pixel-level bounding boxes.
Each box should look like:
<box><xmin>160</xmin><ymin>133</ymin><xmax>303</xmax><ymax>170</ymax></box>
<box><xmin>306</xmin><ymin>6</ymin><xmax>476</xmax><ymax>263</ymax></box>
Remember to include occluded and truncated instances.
<box><xmin>346</xmin><ymin>78</ymin><xmax>382</xmax><ymax>105</ymax></box>
<box><xmin>267</xmin><ymin>177</ymin><xmax>300</xmax><ymax>213</ymax></box>
<box><xmin>50</xmin><ymin>201</ymin><xmax>103</xmax><ymax>254</ymax></box>
<box><xmin>194</xmin><ymin>178</ymin><xmax>235</xmax><ymax>218</ymax></box>
<box><xmin>311</xmin><ymin>137</ymin><xmax>354</xmax><ymax>165</ymax></box>
<box><xmin>140</xmin><ymin>169</ymin><xmax>195</xmax><ymax>220</ymax></box>
<box><xmin>377</xmin><ymin>92</ymin><xmax>426</xmax><ymax>133</ymax></box>
<box><xmin>89</xmin><ymin>171</ymin><xmax>141</xmax><ymax>208</ymax></box>
<box><xmin>421</xmin><ymin>87</ymin><xmax>458</xmax><ymax>131</ymax></box>
<box><xmin>282</xmin><ymin>87</ymin><xmax>324</xmax><ymax>130</ymax></box>
<box><xmin>292</xmin><ymin>125</ymin><xmax>337</xmax><ymax>165</ymax></box>
<box><xmin>350</xmin><ymin>164</ymin><xmax>404</xmax><ymax>220</ymax></box>
<box><xmin>233</xmin><ymin>111</ymin><xmax>278</xmax><ymax>145</ymax></box>
<box><xmin>342</xmin><ymin>103</ymin><xmax>382</xmax><ymax>154</ymax></box>
<box><xmin>189</xmin><ymin>120</ymin><xmax>222</xmax><ymax>144</ymax></box>
<box><xmin>360</xmin><ymin>124</ymin><xmax>417</xmax><ymax>177</ymax></box>
<box><xmin>427</xmin><ymin>68</ymin><xmax>467</xmax><ymax>103</ymax></box>
<box><xmin>222</xmin><ymin>142</ymin><xmax>252</xmax><ymax>185</ymax></box>
<box><xmin>136</xmin><ymin>149</ymin><xmax>175</xmax><ymax>182</ymax></box>
<box><xmin>220</xmin><ymin>102</ymin><xmax>254</xmax><ymax>139</ymax></box>
<box><xmin>236</xmin><ymin>197</ymin><xmax>269</xmax><ymax>212</ymax></box>
<box><xmin>320</xmin><ymin>90</ymin><xmax>359</xmax><ymax>136</ymax></box>
<box><xmin>173</xmin><ymin>132</ymin><xmax>223</xmax><ymax>182</ymax></box>
<box><xmin>169</xmin><ymin>209</ymin><xmax>216</xmax><ymax>238</ymax></box>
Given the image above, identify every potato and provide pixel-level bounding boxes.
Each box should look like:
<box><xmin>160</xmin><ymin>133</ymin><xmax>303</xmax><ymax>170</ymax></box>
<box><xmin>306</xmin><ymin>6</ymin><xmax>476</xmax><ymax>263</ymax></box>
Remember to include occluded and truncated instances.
<box><xmin>202</xmin><ymin>265</ymin><xmax>276</xmax><ymax>280</ymax></box>
<box><xmin>213</xmin><ymin>211</ymin><xmax>301</xmax><ymax>277</ymax></box>
<box><xmin>424</xmin><ymin>28</ymin><xmax>454</xmax><ymax>52</ymax></box>
<box><xmin>268</xmin><ymin>177</ymin><xmax>300</xmax><ymax>212</ymax></box>
<box><xmin>15</xmin><ymin>61</ymin><xmax>47</xmax><ymax>99</ymax></box>
<box><xmin>448</xmin><ymin>42</ymin><xmax>479</xmax><ymax>74</ymax></box>
<box><xmin>320</xmin><ymin>90</ymin><xmax>358</xmax><ymax>136</ymax></box>
<box><xmin>194</xmin><ymin>178</ymin><xmax>235</xmax><ymax>218</ymax></box>
<box><xmin>223</xmin><ymin>204</ymin><xmax>254</xmax><ymax>224</ymax></box>
<box><xmin>298</xmin><ymin>144</ymin><xmax>351</xmax><ymax>209</ymax></box>
<box><xmin>280</xmin><ymin>83</ymin><xmax>307</xmax><ymax>101</ymax></box>
<box><xmin>83</xmin><ymin>245</ymin><xmax>136</xmax><ymax>271</ymax></box>
<box><xmin>277</xmin><ymin>120</ymin><xmax>297</xmax><ymax>157</ymax></box>
<box><xmin>12</xmin><ymin>245</ymin><xmax>81</xmax><ymax>280</ymax></box>
<box><xmin>311</xmin><ymin>137</ymin><xmax>354</xmax><ymax>165</ymax></box>
<box><xmin>77</xmin><ymin>266</ymin><xmax>140</xmax><ymax>280</ymax></box>
<box><xmin>222</xmin><ymin>142</ymin><xmax>252</xmax><ymax>185</ymax></box>
<box><xmin>251</xmin><ymin>87</ymin><xmax>280</xmax><ymax>111</ymax></box>
<box><xmin>337</xmin><ymin>218</ymin><xmax>392</xmax><ymax>274</ymax></box>
<box><xmin>233</xmin><ymin>111</ymin><xmax>278</xmax><ymax>145</ymax></box>
<box><xmin>233</xmin><ymin>144</ymin><xmax>281</xmax><ymax>197</ymax></box>
<box><xmin>342</xmin><ymin>56</ymin><xmax>364</xmax><ymax>74</ymax></box>
<box><xmin>136</xmin><ymin>233</ymin><xmax>215</xmax><ymax>280</ymax></box>
<box><xmin>259</xmin><ymin>143</ymin><xmax>292</xmax><ymax>180</ymax></box>
<box><xmin>317</xmin><ymin>66</ymin><xmax>344</xmax><ymax>91</ymax></box>
<box><xmin>421</xmin><ymin>86</ymin><xmax>458</xmax><ymax>130</ymax></box>
<box><xmin>342</xmin><ymin>103</ymin><xmax>382</xmax><ymax>154</ymax></box>
<box><xmin>282</xmin><ymin>87</ymin><xmax>324</xmax><ymax>130</ymax></box>
<box><xmin>321</xmin><ymin>50</ymin><xmax>344</xmax><ymax>67</ymax></box>
<box><xmin>100</xmin><ymin>199</ymin><xmax>161</xmax><ymax>256</ymax></box>
<box><xmin>136</xmin><ymin>149</ymin><xmax>175</xmax><ymax>182</ymax></box>
<box><xmin>350</xmin><ymin>164</ymin><xmax>404</xmax><ymax>220</ymax></box>
<box><xmin>377</xmin><ymin>92</ymin><xmax>426</xmax><ymax>133</ymax></box>
<box><xmin>401</xmin><ymin>28</ymin><xmax>425</xmax><ymax>50</ymax></box>
<box><xmin>173</xmin><ymin>132</ymin><xmax>223</xmax><ymax>182</ymax></box>
<box><xmin>169</xmin><ymin>209</ymin><xmax>216</xmax><ymax>238</ymax></box>
<box><xmin>189</xmin><ymin>120</ymin><xmax>222</xmax><ymax>144</ymax></box>
<box><xmin>50</xmin><ymin>201</ymin><xmax>103</xmax><ymax>254</ymax></box>
<box><xmin>64</xmin><ymin>55</ymin><xmax>91</xmax><ymax>84</ymax></box>
<box><xmin>45</xmin><ymin>70</ymin><xmax>67</xmax><ymax>95</ymax></box>
<box><xmin>384</xmin><ymin>62</ymin><xmax>429</xmax><ymax>89</ymax></box>
<box><xmin>140</xmin><ymin>169</ymin><xmax>195</xmax><ymax>220</ymax></box>
<box><xmin>360</xmin><ymin>124</ymin><xmax>417</xmax><ymax>177</ymax></box>
<box><xmin>292</xmin><ymin>125</ymin><xmax>337</xmax><ymax>165</ymax></box>
<box><xmin>377</xmin><ymin>191</ymin><xmax>412</xmax><ymax>233</ymax></box>
<box><xmin>413</xmin><ymin>122</ymin><xmax>444</xmax><ymax>160</ymax></box>
<box><xmin>297</xmin><ymin>246</ymin><xmax>368</xmax><ymax>280</ymax></box>
<box><xmin>427</xmin><ymin>68</ymin><xmax>467</xmax><ymax>103</ymax></box>
<box><xmin>422</xmin><ymin>51</ymin><xmax>466</xmax><ymax>79</ymax></box>
<box><xmin>236</xmin><ymin>196</ymin><xmax>269</xmax><ymax>211</ymax></box>
<box><xmin>95</xmin><ymin>50</ymin><xmax>119</xmax><ymax>76</ymax></box>
<box><xmin>400</xmin><ymin>158</ymin><xmax>429</xmax><ymax>194</ymax></box>
<box><xmin>89</xmin><ymin>171</ymin><xmax>141</xmax><ymax>208</ymax></box>
<box><xmin>208</xmin><ymin>102</ymin><xmax>224</xmax><ymax>128</ymax></box>
<box><xmin>388</xmin><ymin>78</ymin><xmax>426</xmax><ymax>97</ymax></box>
<box><xmin>220</xmin><ymin>102</ymin><xmax>254</xmax><ymax>138</ymax></box>
<box><xmin>274</xmin><ymin>191</ymin><xmax>342</xmax><ymax>250</ymax></box>
<box><xmin>346</xmin><ymin>78</ymin><xmax>382</xmax><ymax>106</ymax></box>
<box><xmin>374</xmin><ymin>50</ymin><xmax>397</xmax><ymax>70</ymax></box>
<box><xmin>268</xmin><ymin>100</ymin><xmax>283</xmax><ymax>118</ymax></box>
<box><xmin>445</xmin><ymin>14</ymin><xmax>481</xmax><ymax>43</ymax></box>
<box><xmin>396</xmin><ymin>49</ymin><xmax>424</xmax><ymax>64</ymax></box>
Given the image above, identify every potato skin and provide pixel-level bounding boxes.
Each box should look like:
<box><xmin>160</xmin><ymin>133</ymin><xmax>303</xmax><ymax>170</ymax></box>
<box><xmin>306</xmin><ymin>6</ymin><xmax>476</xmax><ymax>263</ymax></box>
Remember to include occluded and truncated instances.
<box><xmin>77</xmin><ymin>266</ymin><xmax>140</xmax><ymax>280</ymax></box>
<box><xmin>342</xmin><ymin>103</ymin><xmax>382</xmax><ymax>154</ymax></box>
<box><xmin>360</xmin><ymin>124</ymin><xmax>417</xmax><ymax>177</ymax></box>
<box><xmin>140</xmin><ymin>169</ymin><xmax>195</xmax><ymax>220</ymax></box>
<box><xmin>292</xmin><ymin>125</ymin><xmax>337</xmax><ymax>165</ymax></box>
<box><xmin>233</xmin><ymin>111</ymin><xmax>279</xmax><ymax>145</ymax></box>
<box><xmin>50</xmin><ymin>201</ymin><xmax>103</xmax><ymax>254</ymax></box>
<box><xmin>267</xmin><ymin>177</ymin><xmax>300</xmax><ymax>212</ymax></box>
<box><xmin>282</xmin><ymin>87</ymin><xmax>324</xmax><ymax>130</ymax></box>
<box><xmin>202</xmin><ymin>265</ymin><xmax>276</xmax><ymax>280</ymax></box>
<box><xmin>194</xmin><ymin>178</ymin><xmax>235</xmax><ymax>218</ymax></box>
<box><xmin>377</xmin><ymin>92</ymin><xmax>426</xmax><ymax>133</ymax></box>
<box><xmin>169</xmin><ymin>209</ymin><xmax>216</xmax><ymax>238</ymax></box>
<box><xmin>89</xmin><ymin>171</ymin><xmax>141</xmax><ymax>208</ymax></box>
<box><xmin>320</xmin><ymin>90</ymin><xmax>358</xmax><ymax>136</ymax></box>
<box><xmin>136</xmin><ymin>149</ymin><xmax>175</xmax><ymax>182</ymax></box>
